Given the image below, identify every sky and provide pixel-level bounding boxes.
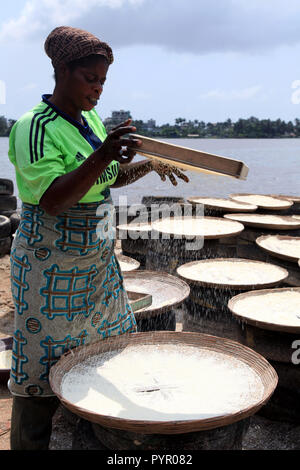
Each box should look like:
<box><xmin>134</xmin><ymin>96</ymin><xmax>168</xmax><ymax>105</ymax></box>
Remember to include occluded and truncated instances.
<box><xmin>2</xmin><ymin>0</ymin><xmax>300</xmax><ymax>125</ymax></box>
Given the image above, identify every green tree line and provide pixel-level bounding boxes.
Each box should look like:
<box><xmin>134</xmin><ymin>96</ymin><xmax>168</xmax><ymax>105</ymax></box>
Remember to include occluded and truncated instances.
<box><xmin>2</xmin><ymin>114</ymin><xmax>300</xmax><ymax>138</ymax></box>
<box><xmin>132</xmin><ymin>116</ymin><xmax>300</xmax><ymax>138</ymax></box>
<box><xmin>0</xmin><ymin>116</ymin><xmax>16</xmax><ymax>136</ymax></box>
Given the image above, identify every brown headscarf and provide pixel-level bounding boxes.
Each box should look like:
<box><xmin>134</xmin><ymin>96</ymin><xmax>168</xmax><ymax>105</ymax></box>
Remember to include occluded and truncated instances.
<box><xmin>44</xmin><ymin>26</ymin><xmax>114</xmax><ymax>68</ymax></box>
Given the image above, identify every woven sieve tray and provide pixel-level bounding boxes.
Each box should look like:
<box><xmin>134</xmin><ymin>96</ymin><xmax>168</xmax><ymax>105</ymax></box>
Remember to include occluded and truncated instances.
<box><xmin>49</xmin><ymin>331</ymin><xmax>277</xmax><ymax>434</ymax></box>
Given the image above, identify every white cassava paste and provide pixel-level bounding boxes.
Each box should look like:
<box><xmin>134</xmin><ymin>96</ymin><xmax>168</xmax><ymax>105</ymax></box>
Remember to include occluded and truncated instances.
<box><xmin>257</xmin><ymin>236</ymin><xmax>300</xmax><ymax>261</ymax></box>
<box><xmin>188</xmin><ymin>197</ymin><xmax>257</xmax><ymax>211</ymax></box>
<box><xmin>152</xmin><ymin>216</ymin><xmax>243</xmax><ymax>237</ymax></box>
<box><xmin>224</xmin><ymin>213</ymin><xmax>300</xmax><ymax>226</ymax></box>
<box><xmin>230</xmin><ymin>290</ymin><xmax>300</xmax><ymax>327</ymax></box>
<box><xmin>123</xmin><ymin>273</ymin><xmax>188</xmax><ymax>311</ymax></box>
<box><xmin>230</xmin><ymin>194</ymin><xmax>291</xmax><ymax>208</ymax></box>
<box><xmin>117</xmin><ymin>222</ymin><xmax>152</xmax><ymax>232</ymax></box>
<box><xmin>61</xmin><ymin>344</ymin><xmax>264</xmax><ymax>421</ymax></box>
<box><xmin>177</xmin><ymin>259</ymin><xmax>287</xmax><ymax>286</ymax></box>
<box><xmin>116</xmin><ymin>254</ymin><xmax>140</xmax><ymax>272</ymax></box>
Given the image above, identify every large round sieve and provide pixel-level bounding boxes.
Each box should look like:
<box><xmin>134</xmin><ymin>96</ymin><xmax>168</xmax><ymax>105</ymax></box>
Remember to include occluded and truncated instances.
<box><xmin>229</xmin><ymin>194</ymin><xmax>293</xmax><ymax>210</ymax></box>
<box><xmin>256</xmin><ymin>235</ymin><xmax>300</xmax><ymax>264</ymax></box>
<box><xmin>151</xmin><ymin>216</ymin><xmax>244</xmax><ymax>240</ymax></box>
<box><xmin>176</xmin><ymin>258</ymin><xmax>288</xmax><ymax>290</ymax></box>
<box><xmin>187</xmin><ymin>196</ymin><xmax>257</xmax><ymax>213</ymax></box>
<box><xmin>223</xmin><ymin>213</ymin><xmax>300</xmax><ymax>230</ymax></box>
<box><xmin>49</xmin><ymin>331</ymin><xmax>277</xmax><ymax>434</ymax></box>
<box><xmin>123</xmin><ymin>270</ymin><xmax>190</xmax><ymax>319</ymax></box>
<box><xmin>228</xmin><ymin>287</ymin><xmax>300</xmax><ymax>334</ymax></box>
<box><xmin>116</xmin><ymin>253</ymin><xmax>140</xmax><ymax>272</ymax></box>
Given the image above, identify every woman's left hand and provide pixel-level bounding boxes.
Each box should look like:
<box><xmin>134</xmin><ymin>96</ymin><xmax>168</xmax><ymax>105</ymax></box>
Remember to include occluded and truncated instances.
<box><xmin>150</xmin><ymin>161</ymin><xmax>189</xmax><ymax>186</ymax></box>
<box><xmin>107</xmin><ymin>119</ymin><xmax>142</xmax><ymax>165</ymax></box>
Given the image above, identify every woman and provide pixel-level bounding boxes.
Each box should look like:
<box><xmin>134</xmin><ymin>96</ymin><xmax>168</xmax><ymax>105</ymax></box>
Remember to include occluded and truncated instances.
<box><xmin>8</xmin><ymin>26</ymin><xmax>188</xmax><ymax>450</ymax></box>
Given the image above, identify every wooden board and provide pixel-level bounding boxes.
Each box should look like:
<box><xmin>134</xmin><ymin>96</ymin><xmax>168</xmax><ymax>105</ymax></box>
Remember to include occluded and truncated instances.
<box><xmin>128</xmin><ymin>134</ymin><xmax>249</xmax><ymax>180</ymax></box>
<box><xmin>127</xmin><ymin>291</ymin><xmax>153</xmax><ymax>312</ymax></box>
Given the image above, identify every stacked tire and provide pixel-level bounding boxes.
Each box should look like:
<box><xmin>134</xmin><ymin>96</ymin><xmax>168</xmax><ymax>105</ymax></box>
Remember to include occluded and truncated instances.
<box><xmin>0</xmin><ymin>178</ymin><xmax>20</xmax><ymax>257</ymax></box>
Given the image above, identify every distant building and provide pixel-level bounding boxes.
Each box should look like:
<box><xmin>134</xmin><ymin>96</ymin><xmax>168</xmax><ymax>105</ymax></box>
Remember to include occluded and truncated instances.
<box><xmin>103</xmin><ymin>110</ymin><xmax>132</xmax><ymax>131</ymax></box>
<box><xmin>111</xmin><ymin>110</ymin><xmax>131</xmax><ymax>123</ymax></box>
<box><xmin>146</xmin><ymin>119</ymin><xmax>156</xmax><ymax>131</ymax></box>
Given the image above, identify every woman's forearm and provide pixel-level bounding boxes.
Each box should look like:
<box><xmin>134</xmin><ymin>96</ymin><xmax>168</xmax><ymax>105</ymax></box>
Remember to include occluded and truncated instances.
<box><xmin>39</xmin><ymin>148</ymin><xmax>111</xmax><ymax>216</ymax></box>
<box><xmin>111</xmin><ymin>159</ymin><xmax>153</xmax><ymax>188</ymax></box>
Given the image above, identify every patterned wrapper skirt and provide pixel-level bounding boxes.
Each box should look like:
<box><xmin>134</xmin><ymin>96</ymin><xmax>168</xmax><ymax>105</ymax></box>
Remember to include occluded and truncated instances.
<box><xmin>8</xmin><ymin>196</ymin><xmax>137</xmax><ymax>397</ymax></box>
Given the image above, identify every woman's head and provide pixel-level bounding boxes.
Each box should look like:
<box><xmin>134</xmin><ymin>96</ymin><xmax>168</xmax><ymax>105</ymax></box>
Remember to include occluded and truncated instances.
<box><xmin>44</xmin><ymin>26</ymin><xmax>113</xmax><ymax>112</ymax></box>
<box><xmin>45</xmin><ymin>26</ymin><xmax>113</xmax><ymax>68</ymax></box>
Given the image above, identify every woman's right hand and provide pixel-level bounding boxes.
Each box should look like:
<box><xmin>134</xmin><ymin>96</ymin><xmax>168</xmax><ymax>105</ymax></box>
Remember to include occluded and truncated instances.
<box><xmin>98</xmin><ymin>119</ymin><xmax>142</xmax><ymax>165</ymax></box>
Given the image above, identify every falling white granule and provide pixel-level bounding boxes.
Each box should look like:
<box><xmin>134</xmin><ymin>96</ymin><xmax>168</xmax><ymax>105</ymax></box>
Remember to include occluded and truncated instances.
<box><xmin>61</xmin><ymin>345</ymin><xmax>264</xmax><ymax>421</ymax></box>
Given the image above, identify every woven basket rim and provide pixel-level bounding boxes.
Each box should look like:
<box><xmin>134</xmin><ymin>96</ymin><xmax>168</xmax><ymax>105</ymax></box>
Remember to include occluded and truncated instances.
<box><xmin>256</xmin><ymin>234</ymin><xmax>300</xmax><ymax>264</ymax></box>
<box><xmin>228</xmin><ymin>287</ymin><xmax>300</xmax><ymax>333</ymax></box>
<box><xmin>124</xmin><ymin>270</ymin><xmax>190</xmax><ymax>317</ymax></box>
<box><xmin>229</xmin><ymin>193</ymin><xmax>293</xmax><ymax>210</ymax></box>
<box><xmin>223</xmin><ymin>213</ymin><xmax>300</xmax><ymax>230</ymax></box>
<box><xmin>150</xmin><ymin>216</ymin><xmax>245</xmax><ymax>240</ymax></box>
<box><xmin>49</xmin><ymin>331</ymin><xmax>278</xmax><ymax>434</ymax></box>
<box><xmin>267</xmin><ymin>194</ymin><xmax>300</xmax><ymax>203</ymax></box>
<box><xmin>176</xmin><ymin>257</ymin><xmax>288</xmax><ymax>290</ymax></box>
<box><xmin>187</xmin><ymin>196</ymin><xmax>257</xmax><ymax>212</ymax></box>
<box><xmin>116</xmin><ymin>253</ymin><xmax>140</xmax><ymax>271</ymax></box>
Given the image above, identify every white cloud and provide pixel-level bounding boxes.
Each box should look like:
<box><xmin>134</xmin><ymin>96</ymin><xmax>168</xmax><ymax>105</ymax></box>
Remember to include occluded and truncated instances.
<box><xmin>1</xmin><ymin>0</ymin><xmax>300</xmax><ymax>56</ymax></box>
<box><xmin>0</xmin><ymin>0</ymin><xmax>144</xmax><ymax>42</ymax></box>
<box><xmin>199</xmin><ymin>85</ymin><xmax>263</xmax><ymax>101</ymax></box>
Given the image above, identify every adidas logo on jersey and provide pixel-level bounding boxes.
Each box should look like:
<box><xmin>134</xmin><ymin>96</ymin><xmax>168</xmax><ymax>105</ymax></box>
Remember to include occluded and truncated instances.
<box><xmin>75</xmin><ymin>152</ymin><xmax>86</xmax><ymax>162</ymax></box>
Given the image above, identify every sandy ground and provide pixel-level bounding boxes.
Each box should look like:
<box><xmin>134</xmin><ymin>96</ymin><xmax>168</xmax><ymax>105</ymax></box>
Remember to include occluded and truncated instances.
<box><xmin>0</xmin><ymin>252</ymin><xmax>300</xmax><ymax>451</ymax></box>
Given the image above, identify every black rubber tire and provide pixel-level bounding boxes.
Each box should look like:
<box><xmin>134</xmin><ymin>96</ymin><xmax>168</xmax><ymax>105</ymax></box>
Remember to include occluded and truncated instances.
<box><xmin>1</xmin><ymin>210</ymin><xmax>15</xmax><ymax>218</ymax></box>
<box><xmin>0</xmin><ymin>215</ymin><xmax>11</xmax><ymax>238</ymax></box>
<box><xmin>0</xmin><ymin>179</ymin><xmax>14</xmax><ymax>196</ymax></box>
<box><xmin>9</xmin><ymin>212</ymin><xmax>20</xmax><ymax>235</ymax></box>
<box><xmin>0</xmin><ymin>236</ymin><xmax>12</xmax><ymax>257</ymax></box>
<box><xmin>0</xmin><ymin>195</ymin><xmax>17</xmax><ymax>212</ymax></box>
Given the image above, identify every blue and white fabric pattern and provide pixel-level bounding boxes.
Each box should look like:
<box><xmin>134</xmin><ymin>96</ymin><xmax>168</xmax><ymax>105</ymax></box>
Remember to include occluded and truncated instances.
<box><xmin>9</xmin><ymin>196</ymin><xmax>137</xmax><ymax>397</ymax></box>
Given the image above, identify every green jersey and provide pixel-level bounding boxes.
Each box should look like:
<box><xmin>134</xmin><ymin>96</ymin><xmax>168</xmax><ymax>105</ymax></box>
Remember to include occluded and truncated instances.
<box><xmin>8</xmin><ymin>95</ymin><xmax>119</xmax><ymax>205</ymax></box>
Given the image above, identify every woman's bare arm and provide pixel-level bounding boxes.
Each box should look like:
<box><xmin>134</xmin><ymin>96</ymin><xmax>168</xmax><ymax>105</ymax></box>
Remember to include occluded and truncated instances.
<box><xmin>111</xmin><ymin>160</ymin><xmax>189</xmax><ymax>188</ymax></box>
<box><xmin>110</xmin><ymin>160</ymin><xmax>152</xmax><ymax>188</ymax></box>
<box><xmin>39</xmin><ymin>121</ymin><xmax>140</xmax><ymax>216</ymax></box>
